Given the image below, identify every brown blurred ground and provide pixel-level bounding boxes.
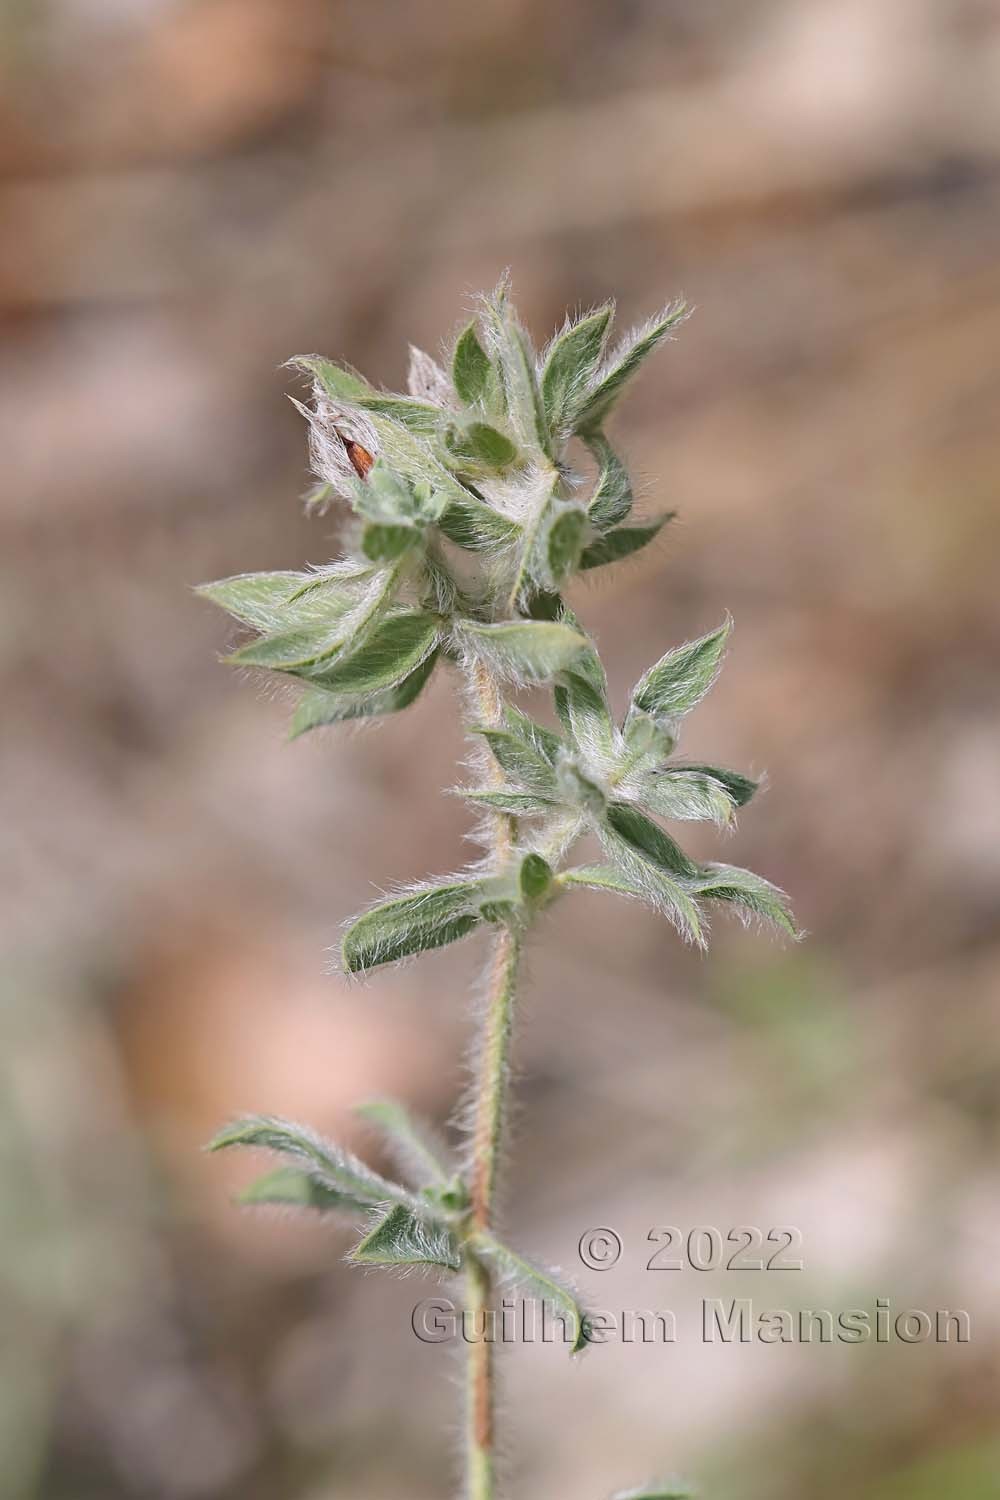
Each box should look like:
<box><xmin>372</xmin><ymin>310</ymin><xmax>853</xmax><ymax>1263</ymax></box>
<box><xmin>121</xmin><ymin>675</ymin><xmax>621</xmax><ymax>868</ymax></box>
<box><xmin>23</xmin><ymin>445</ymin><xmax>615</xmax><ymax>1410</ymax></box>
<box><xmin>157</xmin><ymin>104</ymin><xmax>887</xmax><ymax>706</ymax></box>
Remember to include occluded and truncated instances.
<box><xmin>2</xmin><ymin>3</ymin><xmax>1000</xmax><ymax>1498</ymax></box>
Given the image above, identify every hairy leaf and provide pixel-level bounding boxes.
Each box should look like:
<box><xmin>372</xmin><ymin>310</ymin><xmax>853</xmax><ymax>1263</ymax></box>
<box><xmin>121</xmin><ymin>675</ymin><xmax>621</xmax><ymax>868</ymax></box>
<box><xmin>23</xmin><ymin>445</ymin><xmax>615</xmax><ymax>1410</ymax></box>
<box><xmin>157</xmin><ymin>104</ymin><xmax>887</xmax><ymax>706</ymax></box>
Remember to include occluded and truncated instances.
<box><xmin>342</xmin><ymin>881</ymin><xmax>483</xmax><ymax>972</ymax></box>
<box><xmin>237</xmin><ymin>1165</ymin><xmax>360</xmax><ymax>1214</ymax></box>
<box><xmin>437</xmin><ymin>497</ymin><xmax>521</xmax><ymax>551</ymax></box>
<box><xmin>349</xmin><ymin>1203</ymin><xmax>462</xmax><ymax>1270</ymax></box>
<box><xmin>694</xmin><ymin>863</ymin><xmax>798</xmax><ymax>936</ymax></box>
<box><xmin>474</xmin><ymin>728</ymin><xmax>560</xmax><ymax>796</ymax></box>
<box><xmin>290</xmin><ymin>355</ymin><xmax>374</xmax><ymax>402</ymax></box>
<box><xmin>289</xmin><ymin>648</ymin><xmax>438</xmax><ymax>738</ymax></box>
<box><xmin>472</xmin><ymin>1233</ymin><xmax>591</xmax><ymax>1354</ymax></box>
<box><xmin>455</xmin><ymin>620</ymin><xmax>587</xmax><ymax>683</ymax></box>
<box><xmin>585</xmin><ymin>434</ymin><xmax>633</xmax><ymax>530</ymax></box>
<box><xmin>579</xmin><ymin>516</ymin><xmax>671</xmax><ymax>571</ymax></box>
<box><xmin>227</xmin><ymin>569</ymin><xmax>394</xmax><ymax>672</ymax></box>
<box><xmin>459</xmin><ymin>789</ymin><xmax>559</xmax><ymax>816</ymax></box>
<box><xmin>355</xmin><ymin>1098</ymin><xmax>453</xmax><ymax>1188</ymax></box>
<box><xmin>361</xmin><ymin>522</ymin><xmax>419</xmax><ymax>561</ymax></box>
<box><xmin>554</xmin><ymin>669</ymin><xmax>615</xmax><ymax>763</ymax></box>
<box><xmin>208</xmin><ymin>1115</ymin><xmax>408</xmax><ymax>1209</ymax></box>
<box><xmin>356</xmin><ymin>395</ymin><xmax>443</xmax><ymax>435</ymax></box>
<box><xmin>306</xmin><ymin>611</ymin><xmax>439</xmax><ymax>694</ymax></box>
<box><xmin>541</xmin><ymin>306</ymin><xmax>613</xmax><ymax>436</ymax></box>
<box><xmin>446</xmin><ymin>420</ymin><xmax>519</xmax><ymax>470</ymax></box>
<box><xmin>630</xmin><ymin>617</ymin><xmax>731</xmax><ymax>722</ymax></box>
<box><xmin>518</xmin><ymin>852</ymin><xmax>553</xmax><ymax>903</ymax></box>
<box><xmin>573</xmin><ymin>301</ymin><xmax>688</xmax><ymax>434</ymax></box>
<box><xmin>503</xmin><ymin>705</ymin><xmax>564</xmax><ymax>765</ymax></box>
<box><xmin>628</xmin><ymin>765</ymin><xmax>757</xmax><ymax>826</ymax></box>
<box><xmin>197</xmin><ymin>571</ymin><xmax>308</xmax><ymax>632</ymax></box>
<box><xmin>539</xmin><ymin>500</ymin><xmax>588</xmax><ymax>588</ymax></box>
<box><xmin>482</xmin><ymin>293</ymin><xmax>552</xmax><ymax>458</ymax></box>
<box><xmin>598</xmin><ymin>805</ymin><xmax>704</xmax><ymax>944</ymax></box>
<box><xmin>452</xmin><ymin>322</ymin><xmax>494</xmax><ymax>406</ymax></box>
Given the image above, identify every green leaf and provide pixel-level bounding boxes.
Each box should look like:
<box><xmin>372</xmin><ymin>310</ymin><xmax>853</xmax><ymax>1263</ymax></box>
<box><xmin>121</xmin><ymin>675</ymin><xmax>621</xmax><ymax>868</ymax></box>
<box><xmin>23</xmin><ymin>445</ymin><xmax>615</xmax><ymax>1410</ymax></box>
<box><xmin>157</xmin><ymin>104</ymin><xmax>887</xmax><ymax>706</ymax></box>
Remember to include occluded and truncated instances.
<box><xmin>290</xmin><ymin>355</ymin><xmax>374</xmax><ymax>402</ymax></box>
<box><xmin>349</xmin><ymin>1203</ymin><xmax>462</xmax><ymax>1271</ymax></box>
<box><xmin>196</xmin><ymin>571</ymin><xmax>307</xmax><ymax>631</ymax></box>
<box><xmin>474</xmin><ymin>729</ymin><xmax>560</xmax><ymax>796</ymax></box>
<box><xmin>579</xmin><ymin>516</ymin><xmax>671</xmax><ymax>570</ymax></box>
<box><xmin>573</xmin><ymin>301</ymin><xmax>688</xmax><ymax>434</ymax></box>
<box><xmin>554</xmin><ymin>758</ymin><xmax>606</xmax><ymax>816</ymax></box>
<box><xmin>237</xmin><ymin>1165</ymin><xmax>360</xmax><ymax>1214</ymax></box>
<box><xmin>356</xmin><ymin>395</ymin><xmax>443</xmax><ymax>434</ymax></box>
<box><xmin>518</xmin><ymin>852</ymin><xmax>553</xmax><ymax>903</ymax></box>
<box><xmin>355</xmin><ymin>1099</ymin><xmax>453</xmax><ymax>1188</ymax></box>
<box><xmin>628</xmin><ymin>765</ymin><xmax>758</xmax><ymax>825</ymax></box>
<box><xmin>208</xmin><ymin>1115</ymin><xmax>409</xmax><ymax>1209</ymax></box>
<box><xmin>454</xmin><ymin>620</ymin><xmax>587</xmax><ymax>683</ymax></box>
<box><xmin>482</xmin><ymin>294</ymin><xmax>552</xmax><ymax>458</ymax></box>
<box><xmin>554</xmin><ymin>669</ymin><xmax>615</xmax><ymax>763</ymax></box>
<box><xmin>360</xmin><ymin>522</ymin><xmax>419</xmax><ymax>561</ymax></box>
<box><xmin>437</xmin><ymin>497</ymin><xmax>521</xmax><ymax>551</ymax></box>
<box><xmin>459</xmin><ymin>790</ymin><xmax>558</xmax><ymax>816</ymax></box>
<box><xmin>694</xmin><ymin>863</ymin><xmax>799</xmax><ymax>937</ymax></box>
<box><xmin>290</xmin><ymin>648</ymin><xmax>438</xmax><ymax>738</ymax></box>
<box><xmin>598</xmin><ymin>805</ymin><xmax>704</xmax><ymax>944</ymax></box>
<box><xmin>445</xmin><ymin>420</ymin><xmax>519</xmax><ymax>470</ymax></box>
<box><xmin>503</xmin><ymin>705</ymin><xmax>563</xmax><ymax>765</ymax></box>
<box><xmin>604</xmin><ymin>803</ymin><xmax>698</xmax><ymax>879</ymax></box>
<box><xmin>306</xmin><ymin>611</ymin><xmax>439</xmax><ymax>694</ymax></box>
<box><xmin>541</xmin><ymin>305</ymin><xmax>613</xmax><ymax>435</ymax></box>
<box><xmin>363</xmin><ymin>408</ymin><xmax>471</xmax><ymax>510</ymax></box>
<box><xmin>585</xmin><ymin>434</ymin><xmax>633</xmax><ymax>530</ymax></box>
<box><xmin>452</xmin><ymin>322</ymin><xmax>493</xmax><ymax>406</ymax></box>
<box><xmin>342</xmin><ymin>880</ymin><xmax>483</xmax><ymax>972</ymax></box>
<box><xmin>541</xmin><ymin>501</ymin><xmax>588</xmax><ymax>587</ymax></box>
<box><xmin>679</xmin><ymin>764</ymin><xmax>758</xmax><ymax>808</ymax></box>
<box><xmin>472</xmin><ymin>1232</ymin><xmax>591</xmax><ymax>1354</ymax></box>
<box><xmin>630</xmin><ymin>617</ymin><xmax>731</xmax><ymax>722</ymax></box>
<box><xmin>227</xmin><ymin>569</ymin><xmax>395</xmax><ymax>672</ymax></box>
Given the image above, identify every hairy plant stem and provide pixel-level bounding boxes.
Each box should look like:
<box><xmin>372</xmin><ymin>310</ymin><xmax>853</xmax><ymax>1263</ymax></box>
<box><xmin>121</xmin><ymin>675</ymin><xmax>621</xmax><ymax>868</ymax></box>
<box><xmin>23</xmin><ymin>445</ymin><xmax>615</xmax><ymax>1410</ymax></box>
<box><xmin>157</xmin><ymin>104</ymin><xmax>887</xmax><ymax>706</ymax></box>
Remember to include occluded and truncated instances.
<box><xmin>463</xmin><ymin>658</ymin><xmax>524</xmax><ymax>1500</ymax></box>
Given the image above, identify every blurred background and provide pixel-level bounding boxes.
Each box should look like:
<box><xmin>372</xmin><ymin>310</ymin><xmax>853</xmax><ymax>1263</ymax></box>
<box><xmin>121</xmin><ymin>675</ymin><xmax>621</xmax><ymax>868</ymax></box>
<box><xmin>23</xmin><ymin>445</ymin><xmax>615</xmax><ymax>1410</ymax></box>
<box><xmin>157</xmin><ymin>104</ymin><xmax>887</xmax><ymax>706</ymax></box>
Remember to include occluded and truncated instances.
<box><xmin>2</xmin><ymin>1</ymin><xmax>1000</xmax><ymax>1497</ymax></box>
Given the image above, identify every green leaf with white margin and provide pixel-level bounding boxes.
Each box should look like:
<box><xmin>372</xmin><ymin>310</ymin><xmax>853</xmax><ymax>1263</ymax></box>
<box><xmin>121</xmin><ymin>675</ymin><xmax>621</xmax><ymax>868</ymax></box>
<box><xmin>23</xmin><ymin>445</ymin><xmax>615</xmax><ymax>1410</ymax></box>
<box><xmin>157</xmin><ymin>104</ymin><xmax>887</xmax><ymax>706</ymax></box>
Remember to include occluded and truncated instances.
<box><xmin>454</xmin><ymin>620</ymin><xmax>586</xmax><ymax>683</ymax></box>
<box><xmin>625</xmin><ymin>765</ymin><xmax>757</xmax><ymax>826</ymax></box>
<box><xmin>540</xmin><ymin>305</ymin><xmax>613</xmax><ymax>436</ymax></box>
<box><xmin>555</xmin><ymin>668</ymin><xmax>615</xmax><ymax>764</ymax></box>
<box><xmin>573</xmin><ymin>300</ymin><xmax>688</xmax><ymax>435</ymax></box>
<box><xmin>208</xmin><ymin>1115</ymin><xmax>412</xmax><ymax>1210</ymax></box>
<box><xmin>342</xmin><ymin>880</ymin><xmax>483</xmax><ymax>973</ymax></box>
<box><xmin>445</xmin><ymin>420</ymin><xmax>519</xmax><ymax>470</ymax></box>
<box><xmin>579</xmin><ymin>515</ymin><xmax>672</xmax><ymax>571</ymax></box>
<box><xmin>349</xmin><ymin>1203</ymin><xmax>462</xmax><ymax>1270</ymax></box>
<box><xmin>693</xmin><ymin>863</ymin><xmax>798</xmax><ymax>937</ymax></box>
<box><xmin>356</xmin><ymin>395</ymin><xmax>443</xmax><ymax>435</ymax></box>
<box><xmin>597</xmin><ymin>804</ymin><xmax>704</xmax><ymax>945</ymax></box>
<box><xmin>585</xmin><ymin>433</ymin><xmax>633</xmax><ymax>530</ymax></box>
<box><xmin>237</xmin><ymin>1165</ymin><xmax>361</xmax><ymax>1214</ymax></box>
<box><xmin>629</xmin><ymin>617</ymin><xmax>731</xmax><ymax>723</ymax></box>
<box><xmin>473</xmin><ymin>728</ymin><xmax>561</xmax><ymax>796</ymax></box>
<box><xmin>355</xmin><ymin>1098</ymin><xmax>453</xmax><ymax>1189</ymax></box>
<box><xmin>561</xmin><ymin>858</ymin><xmax>703</xmax><ymax>947</ymax></box>
<box><xmin>304</xmin><ymin>610</ymin><xmax>439</xmax><ymax>692</ymax></box>
<box><xmin>227</xmin><ymin>568</ymin><xmax>396</xmax><ymax>671</ymax></box>
<box><xmin>289</xmin><ymin>355</ymin><xmax>375</xmax><ymax>402</ymax></box>
<box><xmin>472</xmin><ymin>1232</ymin><xmax>591</xmax><ymax>1353</ymax></box>
<box><xmin>436</xmin><ymin>497</ymin><xmax>521</xmax><ymax>551</ymax></box>
<box><xmin>289</xmin><ymin>648</ymin><xmax>439</xmax><ymax>738</ymax></box>
<box><xmin>537</xmin><ymin>499</ymin><xmax>588</xmax><ymax>589</ymax></box>
<box><xmin>459</xmin><ymin>789</ymin><xmax>558</xmax><ymax>817</ymax></box>
<box><xmin>452</xmin><ymin>322</ymin><xmax>494</xmax><ymax>406</ymax></box>
<box><xmin>197</xmin><ymin>571</ymin><xmax>310</xmax><ymax>631</ymax></box>
<box><xmin>503</xmin><ymin>704</ymin><xmax>563</xmax><ymax>765</ymax></box>
<box><xmin>481</xmin><ymin>285</ymin><xmax>552</xmax><ymax>459</ymax></box>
